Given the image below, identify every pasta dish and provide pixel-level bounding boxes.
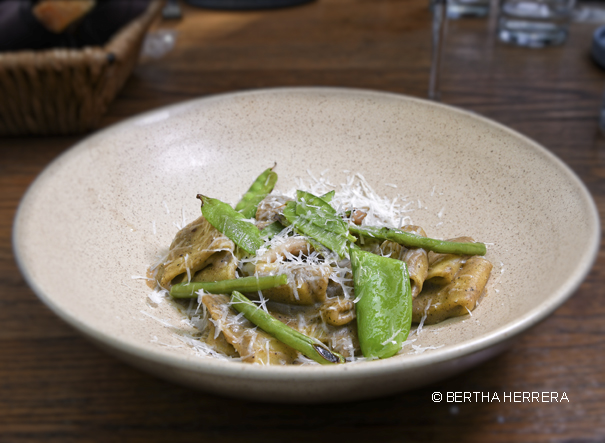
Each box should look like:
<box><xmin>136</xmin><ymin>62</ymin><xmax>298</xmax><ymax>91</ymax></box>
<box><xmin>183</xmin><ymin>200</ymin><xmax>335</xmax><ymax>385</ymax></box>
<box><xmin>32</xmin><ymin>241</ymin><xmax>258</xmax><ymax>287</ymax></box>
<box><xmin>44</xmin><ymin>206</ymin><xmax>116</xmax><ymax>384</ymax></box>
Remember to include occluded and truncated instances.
<box><xmin>149</xmin><ymin>167</ymin><xmax>492</xmax><ymax>365</ymax></box>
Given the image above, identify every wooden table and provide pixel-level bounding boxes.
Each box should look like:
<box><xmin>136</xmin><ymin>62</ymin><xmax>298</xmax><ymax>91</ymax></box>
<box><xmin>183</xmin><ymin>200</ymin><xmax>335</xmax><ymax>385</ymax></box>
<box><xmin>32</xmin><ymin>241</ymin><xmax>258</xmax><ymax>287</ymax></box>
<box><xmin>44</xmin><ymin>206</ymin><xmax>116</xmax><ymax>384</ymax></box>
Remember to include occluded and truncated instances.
<box><xmin>1</xmin><ymin>1</ymin><xmax>604</xmax><ymax>441</ymax></box>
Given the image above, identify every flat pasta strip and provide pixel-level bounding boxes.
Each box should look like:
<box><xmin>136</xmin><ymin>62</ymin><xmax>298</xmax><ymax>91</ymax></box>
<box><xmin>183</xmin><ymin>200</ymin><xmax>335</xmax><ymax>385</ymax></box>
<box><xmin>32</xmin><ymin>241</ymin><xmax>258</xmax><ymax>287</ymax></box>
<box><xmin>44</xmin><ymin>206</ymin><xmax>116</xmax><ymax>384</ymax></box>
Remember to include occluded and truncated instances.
<box><xmin>379</xmin><ymin>225</ymin><xmax>429</xmax><ymax>298</ymax></box>
<box><xmin>319</xmin><ymin>297</ymin><xmax>356</xmax><ymax>326</ymax></box>
<box><xmin>154</xmin><ymin>215</ymin><xmax>234</xmax><ymax>287</ymax></box>
<box><xmin>201</xmin><ymin>293</ymin><xmax>298</xmax><ymax>365</ymax></box>
<box><xmin>269</xmin><ymin>306</ymin><xmax>360</xmax><ymax>359</ymax></box>
<box><xmin>254</xmin><ymin>237</ymin><xmax>331</xmax><ymax>305</ymax></box>
<box><xmin>204</xmin><ymin>322</ymin><xmax>239</xmax><ymax>358</ymax></box>
<box><xmin>192</xmin><ymin>250</ymin><xmax>238</xmax><ymax>283</ymax></box>
<box><xmin>255</xmin><ymin>262</ymin><xmax>331</xmax><ymax>305</ymax></box>
<box><xmin>425</xmin><ymin>237</ymin><xmax>475</xmax><ymax>285</ymax></box>
<box><xmin>412</xmin><ymin>256</ymin><xmax>493</xmax><ymax>325</ymax></box>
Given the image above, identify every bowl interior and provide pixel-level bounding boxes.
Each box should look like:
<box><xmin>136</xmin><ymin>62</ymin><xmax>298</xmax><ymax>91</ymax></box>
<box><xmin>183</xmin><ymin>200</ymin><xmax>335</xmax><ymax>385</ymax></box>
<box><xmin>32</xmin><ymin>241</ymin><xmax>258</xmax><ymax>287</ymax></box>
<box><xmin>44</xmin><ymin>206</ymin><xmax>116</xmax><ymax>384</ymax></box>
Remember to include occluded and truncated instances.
<box><xmin>13</xmin><ymin>88</ymin><xmax>599</xmax><ymax>399</ymax></box>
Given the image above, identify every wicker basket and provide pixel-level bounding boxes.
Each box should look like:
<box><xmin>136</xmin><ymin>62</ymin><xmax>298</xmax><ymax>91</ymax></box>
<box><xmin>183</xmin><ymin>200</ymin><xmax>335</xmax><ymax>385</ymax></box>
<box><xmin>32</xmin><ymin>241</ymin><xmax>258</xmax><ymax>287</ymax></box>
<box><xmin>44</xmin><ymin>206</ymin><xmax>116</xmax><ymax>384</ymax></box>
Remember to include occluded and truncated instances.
<box><xmin>0</xmin><ymin>0</ymin><xmax>162</xmax><ymax>136</ymax></box>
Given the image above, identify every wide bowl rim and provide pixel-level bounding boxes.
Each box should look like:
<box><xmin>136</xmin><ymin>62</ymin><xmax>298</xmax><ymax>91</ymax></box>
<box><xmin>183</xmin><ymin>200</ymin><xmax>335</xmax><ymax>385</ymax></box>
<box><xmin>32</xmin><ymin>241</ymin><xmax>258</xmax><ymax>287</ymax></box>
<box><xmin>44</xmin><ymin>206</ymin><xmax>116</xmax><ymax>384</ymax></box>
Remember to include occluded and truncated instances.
<box><xmin>12</xmin><ymin>86</ymin><xmax>601</xmax><ymax>382</ymax></box>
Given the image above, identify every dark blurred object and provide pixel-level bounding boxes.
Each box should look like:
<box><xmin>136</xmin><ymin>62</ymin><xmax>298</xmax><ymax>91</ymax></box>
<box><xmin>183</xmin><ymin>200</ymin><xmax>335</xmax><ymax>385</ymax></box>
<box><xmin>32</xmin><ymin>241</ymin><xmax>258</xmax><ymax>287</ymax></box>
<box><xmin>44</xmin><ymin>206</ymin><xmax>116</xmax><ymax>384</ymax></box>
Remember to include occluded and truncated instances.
<box><xmin>77</xmin><ymin>0</ymin><xmax>152</xmax><ymax>46</ymax></box>
<box><xmin>0</xmin><ymin>1</ymin><xmax>63</xmax><ymax>51</ymax></box>
<box><xmin>0</xmin><ymin>0</ymin><xmax>152</xmax><ymax>51</ymax></box>
<box><xmin>185</xmin><ymin>0</ymin><xmax>313</xmax><ymax>10</ymax></box>
<box><xmin>592</xmin><ymin>25</ymin><xmax>605</xmax><ymax>69</ymax></box>
<box><xmin>32</xmin><ymin>0</ymin><xmax>96</xmax><ymax>33</ymax></box>
<box><xmin>0</xmin><ymin>0</ymin><xmax>162</xmax><ymax>136</ymax></box>
<box><xmin>162</xmin><ymin>0</ymin><xmax>182</xmax><ymax>19</ymax></box>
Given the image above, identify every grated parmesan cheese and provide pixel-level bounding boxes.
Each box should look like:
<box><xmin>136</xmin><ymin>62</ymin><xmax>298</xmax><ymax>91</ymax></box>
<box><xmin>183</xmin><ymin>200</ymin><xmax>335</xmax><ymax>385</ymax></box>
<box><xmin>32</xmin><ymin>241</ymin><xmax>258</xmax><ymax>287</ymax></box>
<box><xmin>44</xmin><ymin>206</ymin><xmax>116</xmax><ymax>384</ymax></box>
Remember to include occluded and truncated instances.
<box><xmin>415</xmin><ymin>298</ymin><xmax>432</xmax><ymax>335</ymax></box>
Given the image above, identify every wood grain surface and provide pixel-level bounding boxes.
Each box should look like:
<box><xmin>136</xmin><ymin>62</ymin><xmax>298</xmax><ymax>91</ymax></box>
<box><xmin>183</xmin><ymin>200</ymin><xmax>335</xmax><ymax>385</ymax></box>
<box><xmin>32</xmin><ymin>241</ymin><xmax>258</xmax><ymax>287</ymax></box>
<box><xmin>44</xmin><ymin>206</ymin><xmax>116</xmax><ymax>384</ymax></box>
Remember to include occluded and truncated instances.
<box><xmin>1</xmin><ymin>1</ymin><xmax>604</xmax><ymax>441</ymax></box>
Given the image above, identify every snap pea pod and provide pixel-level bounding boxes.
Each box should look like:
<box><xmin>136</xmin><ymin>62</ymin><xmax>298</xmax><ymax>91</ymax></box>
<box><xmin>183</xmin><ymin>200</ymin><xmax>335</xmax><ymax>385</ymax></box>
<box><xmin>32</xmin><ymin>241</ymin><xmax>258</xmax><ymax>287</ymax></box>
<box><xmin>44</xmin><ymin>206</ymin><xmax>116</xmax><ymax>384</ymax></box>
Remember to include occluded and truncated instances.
<box><xmin>319</xmin><ymin>190</ymin><xmax>335</xmax><ymax>203</ymax></box>
<box><xmin>282</xmin><ymin>200</ymin><xmax>351</xmax><ymax>257</ymax></box>
<box><xmin>170</xmin><ymin>274</ymin><xmax>288</xmax><ymax>298</ymax></box>
<box><xmin>296</xmin><ymin>190</ymin><xmax>348</xmax><ymax>235</ymax></box>
<box><xmin>198</xmin><ymin>194</ymin><xmax>263</xmax><ymax>255</ymax></box>
<box><xmin>278</xmin><ymin>201</ymin><xmax>321</xmax><ymax>251</ymax></box>
<box><xmin>349</xmin><ymin>224</ymin><xmax>487</xmax><ymax>256</ymax></box>
<box><xmin>260</xmin><ymin>221</ymin><xmax>286</xmax><ymax>239</ymax></box>
<box><xmin>295</xmin><ymin>191</ymin><xmax>355</xmax><ymax>242</ymax></box>
<box><xmin>234</xmin><ymin>166</ymin><xmax>278</xmax><ymax>219</ymax></box>
<box><xmin>282</xmin><ymin>199</ymin><xmax>297</xmax><ymax>221</ymax></box>
<box><xmin>350</xmin><ymin>247</ymin><xmax>412</xmax><ymax>359</ymax></box>
<box><xmin>230</xmin><ymin>291</ymin><xmax>345</xmax><ymax>364</ymax></box>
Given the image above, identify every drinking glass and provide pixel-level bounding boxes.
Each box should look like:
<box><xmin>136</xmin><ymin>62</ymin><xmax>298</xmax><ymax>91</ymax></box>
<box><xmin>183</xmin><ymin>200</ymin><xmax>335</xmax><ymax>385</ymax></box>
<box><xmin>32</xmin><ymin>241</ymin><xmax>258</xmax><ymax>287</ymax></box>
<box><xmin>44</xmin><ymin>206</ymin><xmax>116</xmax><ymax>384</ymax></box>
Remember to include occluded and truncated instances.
<box><xmin>447</xmin><ymin>0</ymin><xmax>490</xmax><ymax>18</ymax></box>
<box><xmin>498</xmin><ymin>0</ymin><xmax>577</xmax><ymax>47</ymax></box>
<box><xmin>429</xmin><ymin>0</ymin><xmax>447</xmax><ymax>100</ymax></box>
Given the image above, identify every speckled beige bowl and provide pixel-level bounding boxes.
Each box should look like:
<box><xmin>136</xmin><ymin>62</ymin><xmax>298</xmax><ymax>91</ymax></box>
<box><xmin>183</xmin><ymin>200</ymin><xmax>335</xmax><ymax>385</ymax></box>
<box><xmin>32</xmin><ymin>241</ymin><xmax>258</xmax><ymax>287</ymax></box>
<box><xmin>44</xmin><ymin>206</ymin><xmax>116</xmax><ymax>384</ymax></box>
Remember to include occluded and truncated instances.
<box><xmin>14</xmin><ymin>88</ymin><xmax>600</xmax><ymax>403</ymax></box>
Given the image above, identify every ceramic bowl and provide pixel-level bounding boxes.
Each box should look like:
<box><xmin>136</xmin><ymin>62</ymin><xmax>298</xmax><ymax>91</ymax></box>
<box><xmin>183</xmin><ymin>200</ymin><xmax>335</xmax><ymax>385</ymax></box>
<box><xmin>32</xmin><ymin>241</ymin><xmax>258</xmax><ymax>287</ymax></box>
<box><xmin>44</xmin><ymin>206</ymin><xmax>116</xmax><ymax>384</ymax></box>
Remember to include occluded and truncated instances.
<box><xmin>13</xmin><ymin>88</ymin><xmax>600</xmax><ymax>403</ymax></box>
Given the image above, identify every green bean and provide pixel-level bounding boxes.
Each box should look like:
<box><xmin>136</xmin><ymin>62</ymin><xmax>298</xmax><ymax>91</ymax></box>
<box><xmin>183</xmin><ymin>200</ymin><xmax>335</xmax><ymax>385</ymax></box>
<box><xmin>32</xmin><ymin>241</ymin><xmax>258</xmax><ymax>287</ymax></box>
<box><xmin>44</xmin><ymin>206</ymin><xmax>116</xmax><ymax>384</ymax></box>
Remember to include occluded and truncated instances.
<box><xmin>230</xmin><ymin>291</ymin><xmax>345</xmax><ymax>364</ymax></box>
<box><xmin>349</xmin><ymin>224</ymin><xmax>487</xmax><ymax>256</ymax></box>
<box><xmin>350</xmin><ymin>247</ymin><xmax>412</xmax><ymax>359</ymax></box>
<box><xmin>170</xmin><ymin>274</ymin><xmax>288</xmax><ymax>298</ymax></box>
<box><xmin>234</xmin><ymin>166</ymin><xmax>278</xmax><ymax>219</ymax></box>
<box><xmin>198</xmin><ymin>194</ymin><xmax>263</xmax><ymax>255</ymax></box>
